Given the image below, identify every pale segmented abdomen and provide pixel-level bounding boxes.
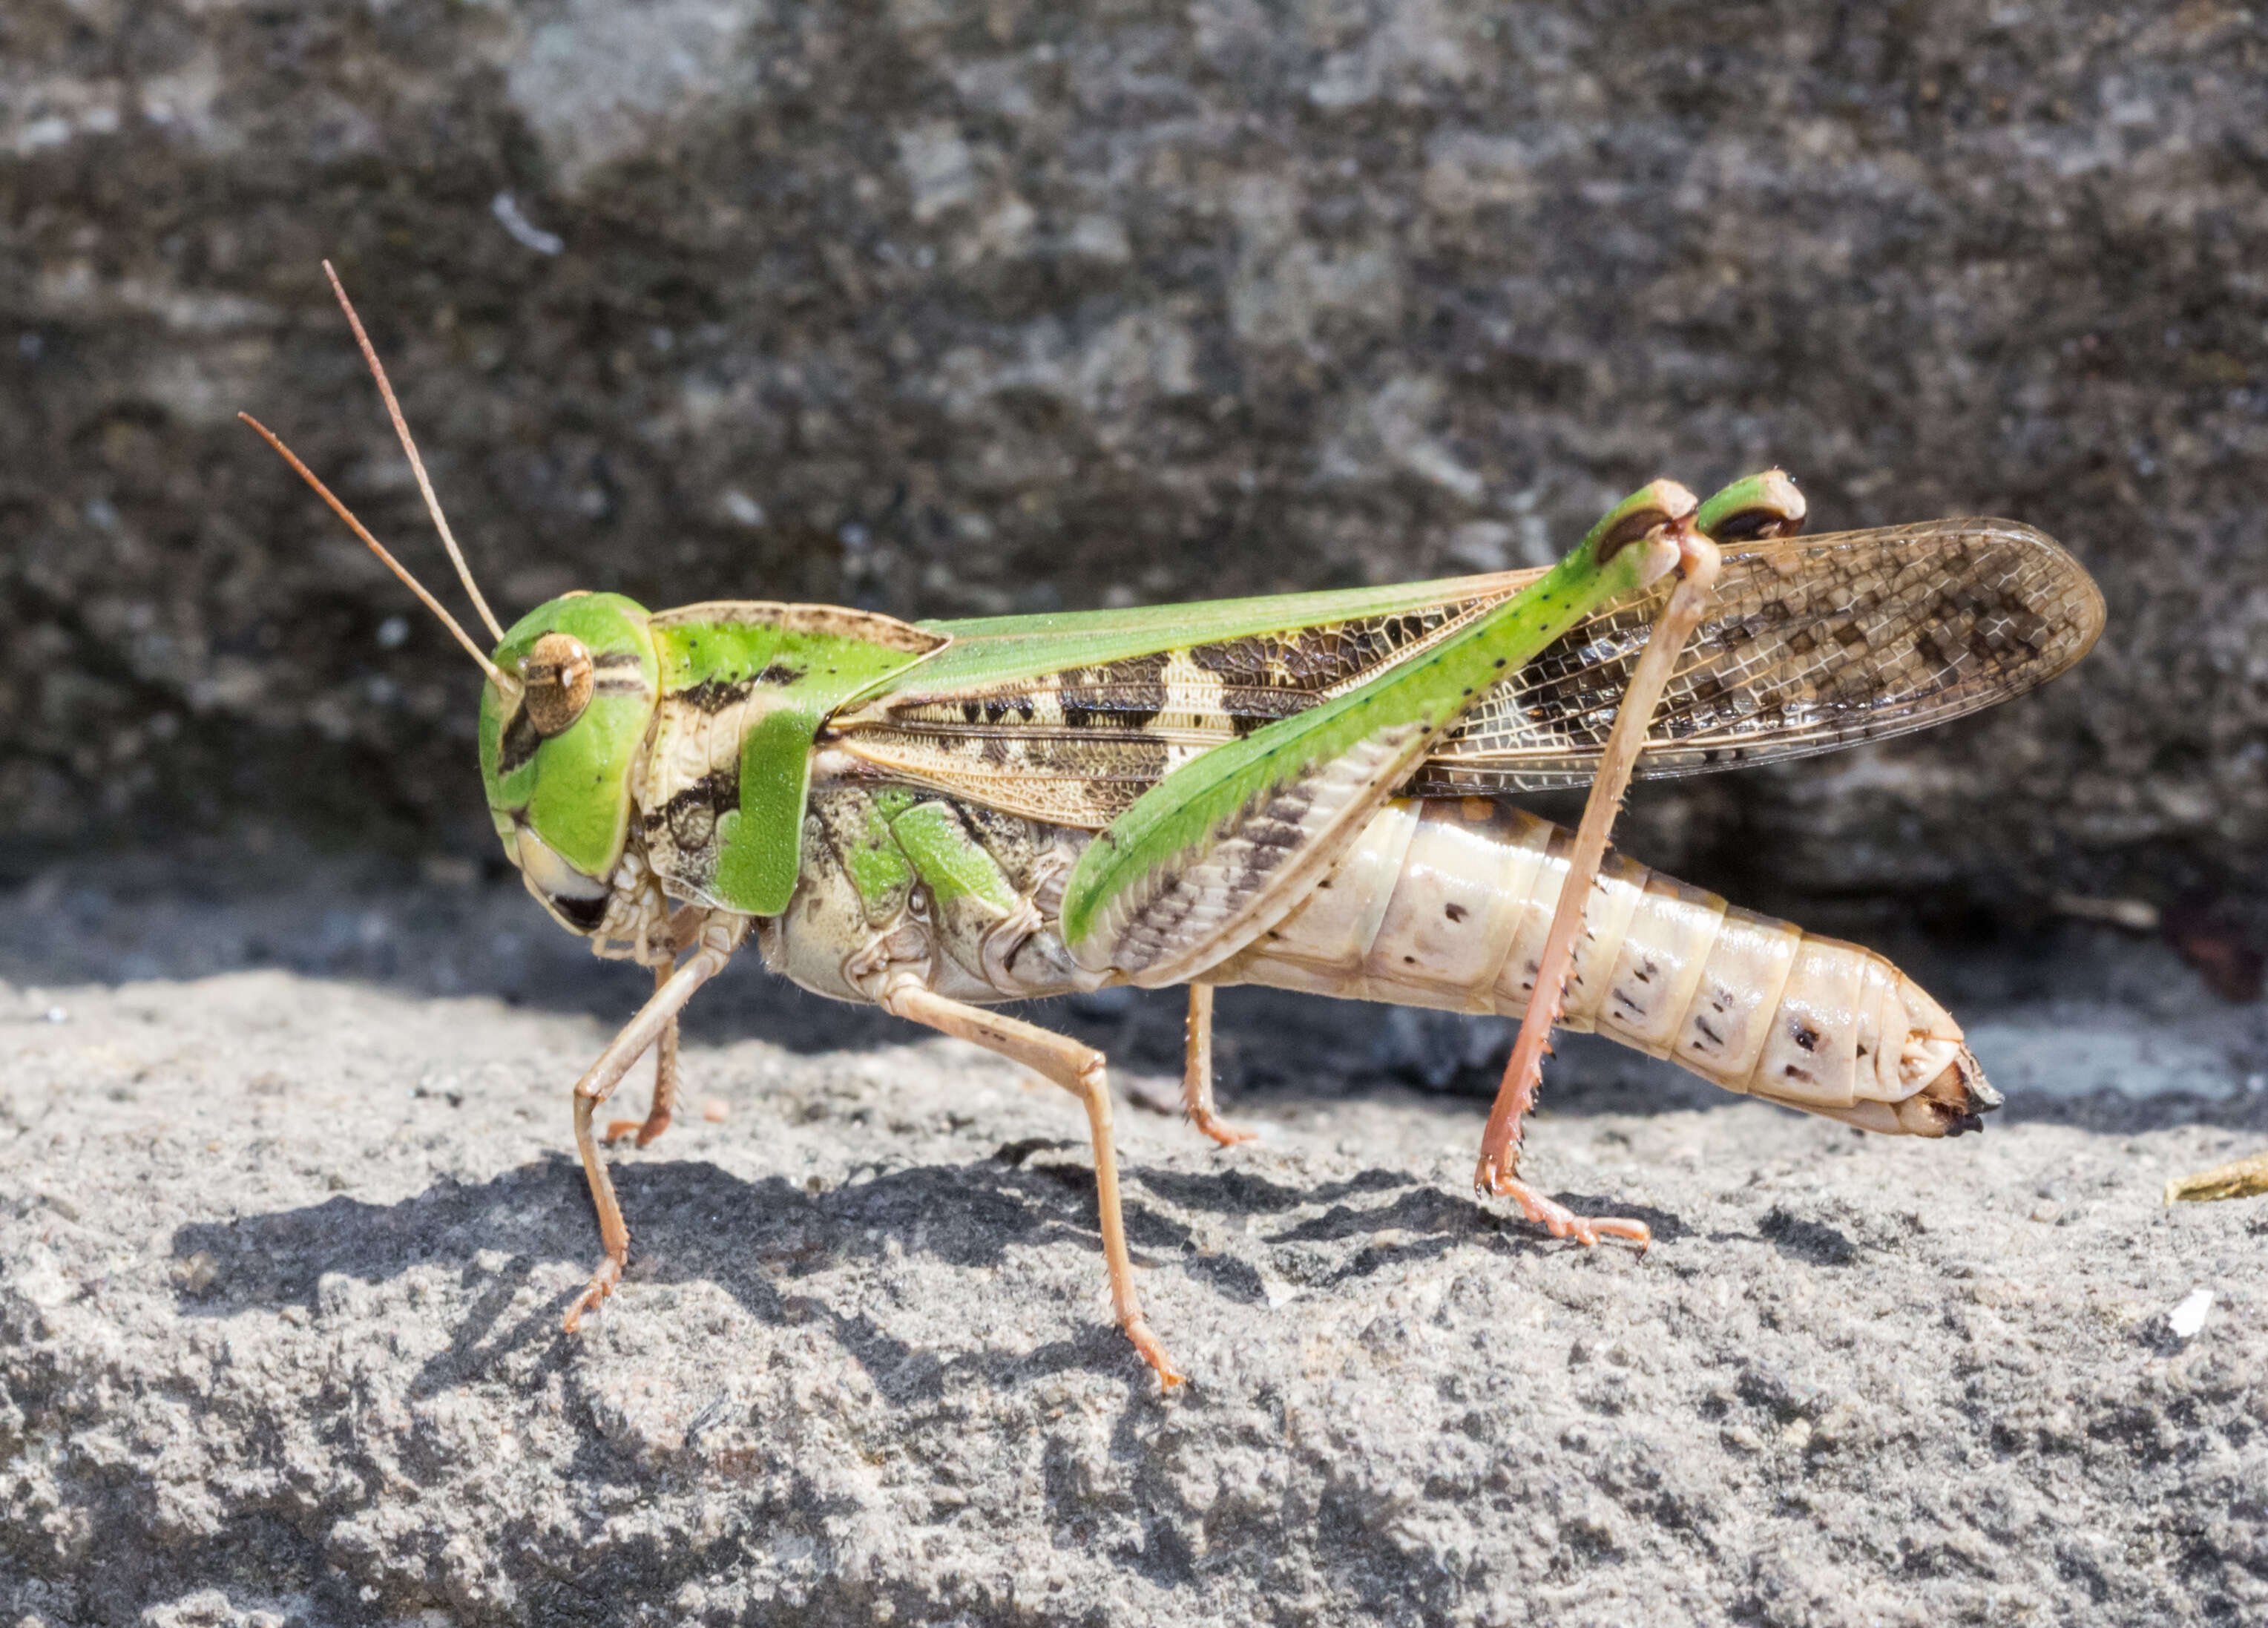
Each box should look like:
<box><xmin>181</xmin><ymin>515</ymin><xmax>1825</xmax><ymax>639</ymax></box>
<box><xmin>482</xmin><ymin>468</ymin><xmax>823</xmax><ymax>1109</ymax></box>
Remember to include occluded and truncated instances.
<box><xmin>1209</xmin><ymin>799</ymin><xmax>1996</xmax><ymax>1137</ymax></box>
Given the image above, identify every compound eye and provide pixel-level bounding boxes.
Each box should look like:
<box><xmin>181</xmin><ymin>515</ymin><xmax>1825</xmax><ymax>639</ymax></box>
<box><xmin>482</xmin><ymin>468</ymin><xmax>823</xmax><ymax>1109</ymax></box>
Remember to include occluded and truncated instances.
<box><xmin>521</xmin><ymin>632</ymin><xmax>595</xmax><ymax>737</ymax></box>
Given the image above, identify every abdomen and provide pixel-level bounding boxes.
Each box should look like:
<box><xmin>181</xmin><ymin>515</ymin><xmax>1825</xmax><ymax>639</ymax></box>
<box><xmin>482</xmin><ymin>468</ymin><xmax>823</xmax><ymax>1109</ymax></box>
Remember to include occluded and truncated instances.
<box><xmin>1209</xmin><ymin>798</ymin><xmax>1997</xmax><ymax>1137</ymax></box>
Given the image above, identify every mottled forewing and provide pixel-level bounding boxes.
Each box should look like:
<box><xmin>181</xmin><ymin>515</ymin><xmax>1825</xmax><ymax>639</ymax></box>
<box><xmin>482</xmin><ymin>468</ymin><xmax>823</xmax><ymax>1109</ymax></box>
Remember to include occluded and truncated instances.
<box><xmin>1408</xmin><ymin>519</ymin><xmax>2104</xmax><ymax>794</ymax></box>
<box><xmin>831</xmin><ymin>598</ymin><xmax>1500</xmax><ymax>827</ymax></box>
<box><xmin>830</xmin><ymin>519</ymin><xmax>2102</xmax><ymax>824</ymax></box>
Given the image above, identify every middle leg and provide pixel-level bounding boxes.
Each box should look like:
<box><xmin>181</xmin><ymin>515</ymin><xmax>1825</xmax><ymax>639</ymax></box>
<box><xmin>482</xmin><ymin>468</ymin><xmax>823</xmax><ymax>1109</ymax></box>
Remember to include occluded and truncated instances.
<box><xmin>1180</xmin><ymin>985</ymin><xmax>1255</xmax><ymax>1148</ymax></box>
<box><xmin>605</xmin><ymin>963</ymin><xmax>682</xmax><ymax>1147</ymax></box>
<box><xmin>881</xmin><ymin>980</ymin><xmax>1183</xmax><ymax>1386</ymax></box>
<box><xmin>607</xmin><ymin>905</ymin><xmax>710</xmax><ymax>1147</ymax></box>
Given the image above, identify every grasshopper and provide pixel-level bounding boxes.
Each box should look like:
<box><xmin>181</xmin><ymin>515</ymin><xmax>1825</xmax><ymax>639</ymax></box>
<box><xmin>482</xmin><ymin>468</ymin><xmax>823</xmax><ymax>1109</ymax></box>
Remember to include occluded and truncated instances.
<box><xmin>244</xmin><ymin>266</ymin><xmax>2104</xmax><ymax>1384</ymax></box>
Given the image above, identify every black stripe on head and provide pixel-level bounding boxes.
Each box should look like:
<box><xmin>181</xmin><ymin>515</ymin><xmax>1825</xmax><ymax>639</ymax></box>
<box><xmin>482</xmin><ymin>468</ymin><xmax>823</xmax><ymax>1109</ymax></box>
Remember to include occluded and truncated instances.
<box><xmin>591</xmin><ymin>652</ymin><xmax>653</xmax><ymax>699</ymax></box>
<box><xmin>498</xmin><ymin>705</ymin><xmax>543</xmax><ymax>775</ymax></box>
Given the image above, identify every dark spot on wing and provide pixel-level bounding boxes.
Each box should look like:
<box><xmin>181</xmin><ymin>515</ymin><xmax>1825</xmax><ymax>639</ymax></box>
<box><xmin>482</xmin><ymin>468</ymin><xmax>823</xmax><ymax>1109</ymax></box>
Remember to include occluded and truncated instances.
<box><xmin>1061</xmin><ymin>653</ymin><xmax>1168</xmax><ymax>733</ymax></box>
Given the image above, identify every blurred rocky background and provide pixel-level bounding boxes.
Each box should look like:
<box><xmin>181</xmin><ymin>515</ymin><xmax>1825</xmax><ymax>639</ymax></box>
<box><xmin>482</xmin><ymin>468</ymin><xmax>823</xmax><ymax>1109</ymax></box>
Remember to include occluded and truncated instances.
<box><xmin>4</xmin><ymin>0</ymin><xmax>2264</xmax><ymax>933</ymax></box>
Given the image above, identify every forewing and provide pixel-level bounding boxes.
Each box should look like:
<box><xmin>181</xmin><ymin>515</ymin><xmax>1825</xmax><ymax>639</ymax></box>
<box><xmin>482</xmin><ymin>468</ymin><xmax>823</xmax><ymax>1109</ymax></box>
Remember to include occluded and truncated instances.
<box><xmin>829</xmin><ymin>519</ymin><xmax>2102</xmax><ymax>824</ymax></box>
<box><xmin>1409</xmin><ymin>519</ymin><xmax>2104</xmax><ymax>795</ymax></box>
<box><xmin>829</xmin><ymin>591</ymin><xmax>1507</xmax><ymax>826</ymax></box>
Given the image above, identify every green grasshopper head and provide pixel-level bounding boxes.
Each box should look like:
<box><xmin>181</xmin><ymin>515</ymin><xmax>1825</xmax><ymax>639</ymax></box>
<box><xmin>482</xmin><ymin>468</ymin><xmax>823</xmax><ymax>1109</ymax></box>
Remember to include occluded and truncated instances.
<box><xmin>239</xmin><ymin>265</ymin><xmax>678</xmax><ymax>938</ymax></box>
<box><xmin>479</xmin><ymin>592</ymin><xmax>660</xmax><ymax>933</ymax></box>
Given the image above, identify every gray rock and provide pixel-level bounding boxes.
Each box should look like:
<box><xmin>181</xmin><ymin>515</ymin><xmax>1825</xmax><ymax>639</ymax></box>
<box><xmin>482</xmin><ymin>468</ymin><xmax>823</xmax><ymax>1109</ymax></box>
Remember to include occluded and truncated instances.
<box><xmin>3</xmin><ymin>0</ymin><xmax>2264</xmax><ymax>920</ymax></box>
<box><xmin>3</xmin><ymin>959</ymin><xmax>2264</xmax><ymax>1625</ymax></box>
<box><xmin>10</xmin><ymin>3</ymin><xmax>2268</xmax><ymax>1604</ymax></box>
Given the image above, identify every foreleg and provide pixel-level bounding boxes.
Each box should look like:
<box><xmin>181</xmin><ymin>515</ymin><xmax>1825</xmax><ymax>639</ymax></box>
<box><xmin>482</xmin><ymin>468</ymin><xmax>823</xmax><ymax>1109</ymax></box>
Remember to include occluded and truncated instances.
<box><xmin>564</xmin><ymin>913</ymin><xmax>749</xmax><ymax>1330</ymax></box>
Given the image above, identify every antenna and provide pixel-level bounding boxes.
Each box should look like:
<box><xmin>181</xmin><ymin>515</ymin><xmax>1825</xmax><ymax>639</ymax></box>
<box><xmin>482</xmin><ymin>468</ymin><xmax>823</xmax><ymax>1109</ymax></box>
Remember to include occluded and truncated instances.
<box><xmin>239</xmin><ymin>412</ymin><xmax>519</xmax><ymax>697</ymax></box>
<box><xmin>321</xmin><ymin>260</ymin><xmax>508</xmax><ymax>644</ymax></box>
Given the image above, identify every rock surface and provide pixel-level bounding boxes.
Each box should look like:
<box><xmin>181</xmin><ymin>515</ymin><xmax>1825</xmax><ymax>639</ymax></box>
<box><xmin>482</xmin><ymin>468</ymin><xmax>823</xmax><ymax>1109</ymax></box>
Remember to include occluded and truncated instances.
<box><xmin>4</xmin><ymin>0</ymin><xmax>2266</xmax><ymax>914</ymax></box>
<box><xmin>2</xmin><ymin>867</ymin><xmax>2267</xmax><ymax>1625</ymax></box>
<box><xmin>7</xmin><ymin>2</ymin><xmax>2268</xmax><ymax>1618</ymax></box>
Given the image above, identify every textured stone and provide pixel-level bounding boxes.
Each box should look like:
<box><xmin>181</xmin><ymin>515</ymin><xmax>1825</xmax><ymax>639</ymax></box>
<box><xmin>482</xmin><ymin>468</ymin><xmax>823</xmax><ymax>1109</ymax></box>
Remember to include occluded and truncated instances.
<box><xmin>9</xmin><ymin>10</ymin><xmax>2268</xmax><ymax>1616</ymax></box>
<box><xmin>2</xmin><ymin>955</ymin><xmax>2264</xmax><ymax>1626</ymax></box>
<box><xmin>2</xmin><ymin>1</ymin><xmax>2264</xmax><ymax>919</ymax></box>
